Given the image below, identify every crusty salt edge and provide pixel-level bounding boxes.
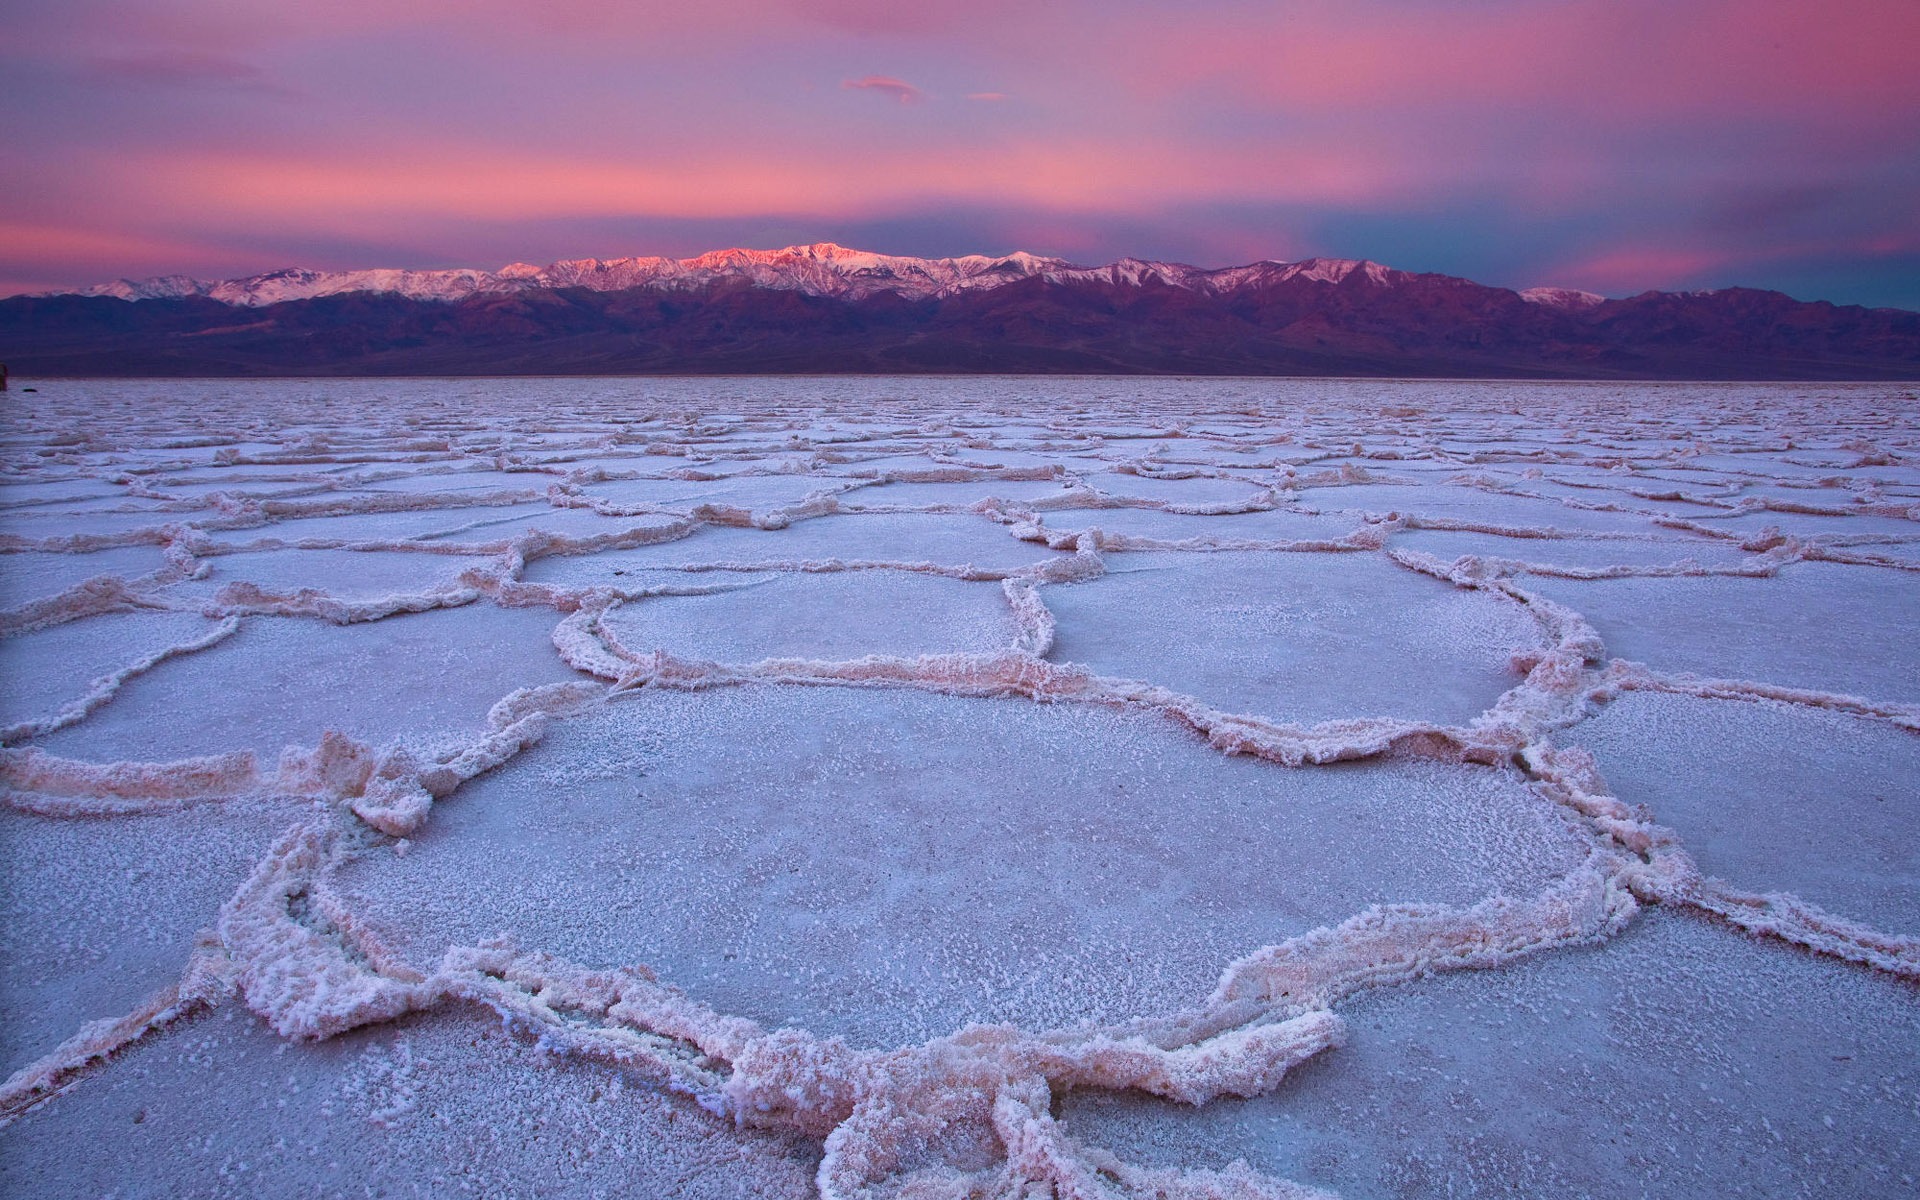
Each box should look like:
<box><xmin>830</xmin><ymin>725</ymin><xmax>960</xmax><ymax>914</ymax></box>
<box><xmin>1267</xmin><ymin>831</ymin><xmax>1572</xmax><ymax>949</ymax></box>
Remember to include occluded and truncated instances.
<box><xmin>1210</xmin><ymin>857</ymin><xmax>1639</xmax><ymax>1012</ymax></box>
<box><xmin>1601</xmin><ymin>663</ymin><xmax>1920</xmax><ymax>732</ymax></box>
<box><xmin>0</xmin><ymin>940</ymin><xmax>236</xmax><ymax>1125</ymax></box>
<box><xmin>1803</xmin><ymin>545</ymin><xmax>1920</xmax><ymax>574</ymax></box>
<box><xmin>0</xmin><ymin>746</ymin><xmax>260</xmax><ymax>814</ymax></box>
<box><xmin>1375</xmin><ymin>513</ymin><xmax>1692</xmax><ymax>542</ymax></box>
<box><xmin>577</xmin><ymin>641</ymin><xmax>1491</xmax><ymax>770</ymax></box>
<box><xmin>347</xmin><ymin>680</ymin><xmax>601</xmax><ymax>835</ymax></box>
<box><xmin>1010</xmin><ymin>522</ymin><xmax>1391</xmax><ymax>556</ymax></box>
<box><xmin>794</xmin><ymin>1016</ymin><xmax>1348</xmax><ymax>1200</ymax></box>
<box><xmin>1289</xmin><ymin>464</ymin><xmax>1418</xmax><ymax>488</ymax></box>
<box><xmin>186</xmin><ymin>533</ymin><xmax>504</xmax><ymax>558</ymax></box>
<box><xmin>217</xmin><ymin>823</ymin><xmax>436</xmax><ymax>1041</ymax></box>
<box><xmin>1002</xmin><ymin>579</ymin><xmax>1056</xmax><ymax>657</ymax></box>
<box><xmin>0</xmin><ymin>527</ymin><xmax>183</xmax><ymax>553</ymax></box>
<box><xmin>252</xmin><ymin>486</ymin><xmax>545</xmax><ymax>520</ymax></box>
<box><xmin>573</xmin><ymin>549</ymin><xmax>1104</xmax><ymax>586</ymax></box>
<box><xmin>1687</xmin><ymin>882</ymin><xmax>1920</xmax><ymax>978</ymax></box>
<box><xmin>209</xmin><ymin>579</ymin><xmax>483</xmax><ymax>624</ymax></box>
<box><xmin>548</xmin><ymin>480</ymin><xmax>851</xmax><ymax>528</ymax></box>
<box><xmin>1521</xmin><ymin>735</ymin><xmax>1920</xmax><ymax>973</ymax></box>
<box><xmin>1415</xmin><ymin>552</ymin><xmax>1791</xmax><ymax>582</ymax></box>
<box><xmin>967</xmin><ymin>488</ymin><xmax>1281</xmax><ymax>519</ymax></box>
<box><xmin>1</xmin><ymin>676</ymin><xmax>570</xmax><ymax>828</ymax></box>
<box><xmin>273</xmin><ymin>703</ymin><xmax>564</xmax><ymax>837</ymax></box>
<box><xmin>846</xmin><ymin>465</ymin><xmax>1065</xmax><ymax>484</ymax></box>
<box><xmin>1</xmin><ymin>614</ymin><xmax>243</xmax><ymax>745</ymax></box>
<box><xmin>0</xmin><ymin>574</ymin><xmax>166</xmax><ymax>636</ymax></box>
<box><xmin>76</xmin><ymin>484</ymin><xmax>548</xmax><ymax>527</ymax></box>
<box><xmin>0</xmin><ymin>529</ymin><xmax>211</xmax><ymax>635</ymax></box>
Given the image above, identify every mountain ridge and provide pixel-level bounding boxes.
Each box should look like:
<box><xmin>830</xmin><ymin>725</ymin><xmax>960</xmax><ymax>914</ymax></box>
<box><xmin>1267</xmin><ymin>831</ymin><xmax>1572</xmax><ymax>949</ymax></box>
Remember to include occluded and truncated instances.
<box><xmin>8</xmin><ymin>243</ymin><xmax>1918</xmax><ymax>379</ymax></box>
<box><xmin>62</xmin><ymin>242</ymin><xmax>1598</xmax><ymax>310</ymax></box>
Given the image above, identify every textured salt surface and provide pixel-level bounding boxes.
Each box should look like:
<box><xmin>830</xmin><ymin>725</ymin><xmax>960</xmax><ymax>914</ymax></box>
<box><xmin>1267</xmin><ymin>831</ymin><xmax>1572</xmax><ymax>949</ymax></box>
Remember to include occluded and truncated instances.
<box><xmin>1568</xmin><ymin>693</ymin><xmax>1920</xmax><ymax>934</ymax></box>
<box><xmin>335</xmin><ymin>688</ymin><xmax>1588</xmax><ymax>1046</ymax></box>
<box><xmin>0</xmin><ymin>1009</ymin><xmax>820</xmax><ymax>1200</ymax></box>
<box><xmin>2</xmin><ymin>377</ymin><xmax>1915</xmax><ymax>1200</ymax></box>
<box><xmin>1041</xmin><ymin>551</ymin><xmax>1542</xmax><ymax>727</ymax></box>
<box><xmin>1523</xmin><ymin>562</ymin><xmax>1920</xmax><ymax>703</ymax></box>
<box><xmin>0</xmin><ymin>797</ymin><xmax>317</xmax><ymax>1077</ymax></box>
<box><xmin>599</xmin><ymin>572</ymin><xmax>1017</xmax><ymax>660</ymax></box>
<box><xmin>1058</xmin><ymin>911</ymin><xmax>1920</xmax><ymax>1199</ymax></box>
<box><xmin>0</xmin><ymin>610</ymin><xmax>228</xmax><ymax>734</ymax></box>
<box><xmin>33</xmin><ymin>605</ymin><xmax>583</xmax><ymax>763</ymax></box>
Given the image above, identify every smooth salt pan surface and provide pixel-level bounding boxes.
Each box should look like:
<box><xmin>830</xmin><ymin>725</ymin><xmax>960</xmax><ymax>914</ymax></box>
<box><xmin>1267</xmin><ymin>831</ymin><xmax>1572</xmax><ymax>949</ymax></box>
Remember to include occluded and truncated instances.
<box><xmin>1042</xmin><ymin>550</ymin><xmax>1542</xmax><ymax>726</ymax></box>
<box><xmin>0</xmin><ymin>1009</ymin><xmax>820</xmax><ymax>1200</ymax></box>
<box><xmin>1568</xmin><ymin>693</ymin><xmax>1920</xmax><ymax>933</ymax></box>
<box><xmin>1522</xmin><ymin>562</ymin><xmax>1920</xmax><ymax>702</ymax></box>
<box><xmin>336</xmin><ymin>687</ymin><xmax>1588</xmax><ymax>1047</ymax></box>
<box><xmin>0</xmin><ymin>797</ymin><xmax>319</xmax><ymax>1076</ymax></box>
<box><xmin>1058</xmin><ymin>912</ymin><xmax>1920</xmax><ymax>1199</ymax></box>
<box><xmin>599</xmin><ymin>571</ymin><xmax>1017</xmax><ymax>661</ymax></box>
<box><xmin>33</xmin><ymin>605</ymin><xmax>583</xmax><ymax>763</ymax></box>
<box><xmin>2</xmin><ymin>377</ymin><xmax>1915</xmax><ymax>1200</ymax></box>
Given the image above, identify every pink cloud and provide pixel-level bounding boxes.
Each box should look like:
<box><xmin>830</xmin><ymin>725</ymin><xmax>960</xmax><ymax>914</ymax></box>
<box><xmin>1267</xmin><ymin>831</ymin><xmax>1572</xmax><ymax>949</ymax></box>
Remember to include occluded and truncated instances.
<box><xmin>88</xmin><ymin>51</ymin><xmax>297</xmax><ymax>97</ymax></box>
<box><xmin>1124</xmin><ymin>0</ymin><xmax>1920</xmax><ymax>123</ymax></box>
<box><xmin>1545</xmin><ymin>227</ymin><xmax>1920</xmax><ymax>295</ymax></box>
<box><xmin>1548</xmin><ymin>245</ymin><xmax>1740</xmax><ymax>293</ymax></box>
<box><xmin>0</xmin><ymin>220</ymin><xmax>267</xmax><ymax>290</ymax></box>
<box><xmin>842</xmin><ymin>75</ymin><xmax>923</xmax><ymax>104</ymax></box>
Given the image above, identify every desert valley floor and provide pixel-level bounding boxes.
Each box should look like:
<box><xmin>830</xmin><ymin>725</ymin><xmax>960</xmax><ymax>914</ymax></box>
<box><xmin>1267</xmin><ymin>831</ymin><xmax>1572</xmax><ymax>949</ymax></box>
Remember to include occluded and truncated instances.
<box><xmin>0</xmin><ymin>377</ymin><xmax>1915</xmax><ymax>1198</ymax></box>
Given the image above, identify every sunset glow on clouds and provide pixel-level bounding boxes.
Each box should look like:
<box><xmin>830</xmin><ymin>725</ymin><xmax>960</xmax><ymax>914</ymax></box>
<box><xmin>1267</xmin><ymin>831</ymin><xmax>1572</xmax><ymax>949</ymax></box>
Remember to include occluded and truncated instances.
<box><xmin>2</xmin><ymin>0</ymin><xmax>1916</xmax><ymax>306</ymax></box>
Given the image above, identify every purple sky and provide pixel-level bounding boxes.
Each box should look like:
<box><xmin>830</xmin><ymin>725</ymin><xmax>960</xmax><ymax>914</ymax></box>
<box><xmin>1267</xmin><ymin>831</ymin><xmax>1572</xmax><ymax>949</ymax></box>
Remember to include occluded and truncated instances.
<box><xmin>4</xmin><ymin>0</ymin><xmax>1917</xmax><ymax>307</ymax></box>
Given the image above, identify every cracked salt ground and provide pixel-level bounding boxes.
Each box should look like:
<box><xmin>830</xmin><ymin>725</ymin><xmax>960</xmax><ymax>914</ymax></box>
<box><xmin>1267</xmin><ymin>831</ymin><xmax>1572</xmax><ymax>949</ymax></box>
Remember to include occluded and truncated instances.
<box><xmin>836</xmin><ymin>477</ymin><xmax>1086</xmax><ymax>509</ymax></box>
<box><xmin>1082</xmin><ymin>472</ymin><xmax>1274</xmax><ymax>507</ymax></box>
<box><xmin>0</xmin><ymin>796</ymin><xmax>319</xmax><ymax>1078</ymax></box>
<box><xmin>333</xmin><ymin>687</ymin><xmax>1590</xmax><ymax>1047</ymax></box>
<box><xmin>1566</xmin><ymin>693</ymin><xmax>1920</xmax><ymax>935</ymax></box>
<box><xmin>1040</xmin><ymin>551</ymin><xmax>1544</xmax><ymax>728</ymax></box>
<box><xmin>1034</xmin><ymin>506</ymin><xmax>1363</xmax><ymax>546</ymax></box>
<box><xmin>1520</xmin><ymin>562</ymin><xmax>1920</xmax><ymax>704</ymax></box>
<box><xmin>599</xmin><ymin>572</ymin><xmax>1019</xmax><ymax>661</ymax></box>
<box><xmin>1</xmin><ymin>377</ymin><xmax>1916</xmax><ymax>1199</ymax></box>
<box><xmin>0</xmin><ymin>610</ymin><xmax>228</xmax><ymax>736</ymax></box>
<box><xmin>191</xmin><ymin>502</ymin><xmax>545</xmax><ymax>546</ymax></box>
<box><xmin>1694</xmin><ymin>509</ymin><xmax>1920</xmax><ymax>544</ymax></box>
<box><xmin>168</xmin><ymin>546</ymin><xmax>491</xmax><ymax>604</ymax></box>
<box><xmin>522</xmin><ymin>512</ymin><xmax>1071</xmax><ymax>582</ymax></box>
<box><xmin>576</xmin><ymin>473</ymin><xmax>857</xmax><ymax>514</ymax></box>
<box><xmin>31</xmin><ymin>605</ymin><xmax>584</xmax><ymax>764</ymax></box>
<box><xmin>1386</xmin><ymin>527</ymin><xmax>1754</xmax><ymax>573</ymax></box>
<box><xmin>1057</xmin><ymin>912</ymin><xmax>1920</xmax><ymax>1199</ymax></box>
<box><xmin>1292</xmin><ymin>485</ymin><xmax>1671</xmax><ymax>536</ymax></box>
<box><xmin>0</xmin><ymin>1010</ymin><xmax>822</xmax><ymax>1200</ymax></box>
<box><xmin>0</xmin><ymin>546</ymin><xmax>169</xmax><ymax>609</ymax></box>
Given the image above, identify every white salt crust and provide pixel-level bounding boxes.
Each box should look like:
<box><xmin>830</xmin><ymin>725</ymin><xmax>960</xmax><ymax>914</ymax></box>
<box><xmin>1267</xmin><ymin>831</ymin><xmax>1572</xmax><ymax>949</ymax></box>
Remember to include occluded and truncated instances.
<box><xmin>0</xmin><ymin>377</ymin><xmax>1915</xmax><ymax>1199</ymax></box>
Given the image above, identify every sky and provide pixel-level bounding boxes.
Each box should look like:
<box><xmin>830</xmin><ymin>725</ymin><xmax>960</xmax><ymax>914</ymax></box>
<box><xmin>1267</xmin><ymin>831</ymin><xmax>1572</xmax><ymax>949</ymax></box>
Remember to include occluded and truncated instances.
<box><xmin>3</xmin><ymin>0</ymin><xmax>1917</xmax><ymax>308</ymax></box>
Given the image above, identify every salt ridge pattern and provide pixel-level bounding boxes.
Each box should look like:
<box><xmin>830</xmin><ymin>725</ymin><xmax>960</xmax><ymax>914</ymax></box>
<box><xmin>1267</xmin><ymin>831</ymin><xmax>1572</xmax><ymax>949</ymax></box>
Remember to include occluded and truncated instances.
<box><xmin>0</xmin><ymin>378</ymin><xmax>1915</xmax><ymax>1198</ymax></box>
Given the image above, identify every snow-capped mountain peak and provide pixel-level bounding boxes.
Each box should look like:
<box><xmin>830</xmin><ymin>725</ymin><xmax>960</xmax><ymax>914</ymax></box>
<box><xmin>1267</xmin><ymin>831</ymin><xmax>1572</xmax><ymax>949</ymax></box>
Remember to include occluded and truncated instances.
<box><xmin>1519</xmin><ymin>286</ymin><xmax>1606</xmax><ymax>310</ymax></box>
<box><xmin>62</xmin><ymin>244</ymin><xmax>1604</xmax><ymax>310</ymax></box>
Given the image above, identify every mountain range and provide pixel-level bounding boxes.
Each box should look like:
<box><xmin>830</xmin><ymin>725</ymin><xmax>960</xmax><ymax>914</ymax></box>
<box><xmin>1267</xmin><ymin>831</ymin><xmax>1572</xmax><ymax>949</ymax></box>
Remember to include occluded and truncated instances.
<box><xmin>5</xmin><ymin>243</ymin><xmax>1916</xmax><ymax>379</ymax></box>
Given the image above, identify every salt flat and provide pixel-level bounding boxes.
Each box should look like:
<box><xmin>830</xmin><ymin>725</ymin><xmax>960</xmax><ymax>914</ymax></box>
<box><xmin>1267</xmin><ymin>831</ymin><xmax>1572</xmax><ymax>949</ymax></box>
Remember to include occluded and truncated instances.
<box><xmin>0</xmin><ymin>377</ymin><xmax>1914</xmax><ymax>1200</ymax></box>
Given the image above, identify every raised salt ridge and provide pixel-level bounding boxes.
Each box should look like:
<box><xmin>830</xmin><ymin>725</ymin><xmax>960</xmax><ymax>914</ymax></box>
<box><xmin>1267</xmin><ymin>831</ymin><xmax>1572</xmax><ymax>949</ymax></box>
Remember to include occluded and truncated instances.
<box><xmin>1</xmin><ymin>377</ymin><xmax>1914</xmax><ymax>1199</ymax></box>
